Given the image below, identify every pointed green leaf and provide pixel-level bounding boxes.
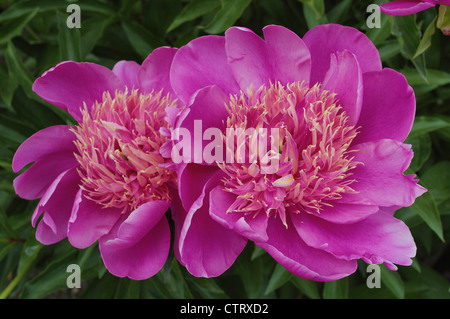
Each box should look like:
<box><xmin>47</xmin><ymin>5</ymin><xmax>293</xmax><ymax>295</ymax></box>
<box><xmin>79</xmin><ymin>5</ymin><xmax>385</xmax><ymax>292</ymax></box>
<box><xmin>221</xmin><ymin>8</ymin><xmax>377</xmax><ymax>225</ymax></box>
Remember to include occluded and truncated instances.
<box><xmin>323</xmin><ymin>277</ymin><xmax>348</xmax><ymax>299</ymax></box>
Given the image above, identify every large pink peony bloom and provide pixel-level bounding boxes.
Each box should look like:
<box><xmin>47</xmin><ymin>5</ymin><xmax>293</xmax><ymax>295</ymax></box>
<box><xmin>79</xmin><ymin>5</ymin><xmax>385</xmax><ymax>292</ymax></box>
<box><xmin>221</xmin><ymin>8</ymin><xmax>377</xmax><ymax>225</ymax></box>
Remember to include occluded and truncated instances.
<box><xmin>168</xmin><ymin>24</ymin><xmax>427</xmax><ymax>281</ymax></box>
<box><xmin>380</xmin><ymin>0</ymin><xmax>450</xmax><ymax>15</ymax></box>
<box><xmin>13</xmin><ymin>47</ymin><xmax>183</xmax><ymax>280</ymax></box>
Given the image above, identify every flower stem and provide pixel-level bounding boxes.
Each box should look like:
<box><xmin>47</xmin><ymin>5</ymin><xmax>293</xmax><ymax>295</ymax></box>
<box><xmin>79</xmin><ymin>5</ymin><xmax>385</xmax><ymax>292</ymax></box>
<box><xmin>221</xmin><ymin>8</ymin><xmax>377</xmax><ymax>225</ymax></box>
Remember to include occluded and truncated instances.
<box><xmin>0</xmin><ymin>256</ymin><xmax>34</xmax><ymax>299</ymax></box>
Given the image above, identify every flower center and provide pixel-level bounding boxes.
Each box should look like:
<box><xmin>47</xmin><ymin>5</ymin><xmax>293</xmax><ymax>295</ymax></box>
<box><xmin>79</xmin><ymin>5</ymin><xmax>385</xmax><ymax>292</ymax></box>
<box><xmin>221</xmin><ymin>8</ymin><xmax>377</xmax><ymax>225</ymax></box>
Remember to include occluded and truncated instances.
<box><xmin>73</xmin><ymin>89</ymin><xmax>177</xmax><ymax>213</ymax></box>
<box><xmin>220</xmin><ymin>82</ymin><xmax>360</xmax><ymax>226</ymax></box>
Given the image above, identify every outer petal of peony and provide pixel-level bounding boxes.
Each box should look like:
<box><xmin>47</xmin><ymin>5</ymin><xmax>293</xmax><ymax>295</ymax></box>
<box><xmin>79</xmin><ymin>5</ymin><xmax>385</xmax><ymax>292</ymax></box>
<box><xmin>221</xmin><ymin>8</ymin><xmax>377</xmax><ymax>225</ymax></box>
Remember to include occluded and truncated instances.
<box><xmin>68</xmin><ymin>190</ymin><xmax>122</xmax><ymax>249</ymax></box>
<box><xmin>380</xmin><ymin>0</ymin><xmax>436</xmax><ymax>15</ymax></box>
<box><xmin>224</xmin><ymin>25</ymin><xmax>311</xmax><ymax>91</ymax></box>
<box><xmin>33</xmin><ymin>168</ymin><xmax>80</xmax><ymax>245</ymax></box>
<box><xmin>112</xmin><ymin>60</ymin><xmax>140</xmax><ymax>89</ymax></box>
<box><xmin>138</xmin><ymin>46</ymin><xmax>178</xmax><ymax>96</ymax></box>
<box><xmin>174</xmin><ymin>85</ymin><xmax>229</xmax><ymax>165</ymax></box>
<box><xmin>32</xmin><ymin>61</ymin><xmax>125</xmax><ymax>122</ymax></box>
<box><xmin>293</xmin><ymin>210</ymin><xmax>417</xmax><ymax>270</ymax></box>
<box><xmin>303</xmin><ymin>23</ymin><xmax>382</xmax><ymax>85</ymax></box>
<box><xmin>209</xmin><ymin>186</ymin><xmax>269</xmax><ymax>242</ymax></box>
<box><xmin>321</xmin><ymin>50</ymin><xmax>363</xmax><ymax>125</ymax></box>
<box><xmin>178</xmin><ymin>163</ymin><xmax>221</xmax><ymax>212</ymax></box>
<box><xmin>341</xmin><ymin>139</ymin><xmax>426</xmax><ymax>207</ymax></box>
<box><xmin>353</xmin><ymin>68</ymin><xmax>416</xmax><ymax>144</ymax></box>
<box><xmin>170</xmin><ymin>36</ymin><xmax>240</xmax><ymax>104</ymax></box>
<box><xmin>256</xmin><ymin>216</ymin><xmax>358</xmax><ymax>282</ymax></box>
<box><xmin>178</xmin><ymin>171</ymin><xmax>247</xmax><ymax>277</ymax></box>
<box><xmin>99</xmin><ymin>200</ymin><xmax>171</xmax><ymax>280</ymax></box>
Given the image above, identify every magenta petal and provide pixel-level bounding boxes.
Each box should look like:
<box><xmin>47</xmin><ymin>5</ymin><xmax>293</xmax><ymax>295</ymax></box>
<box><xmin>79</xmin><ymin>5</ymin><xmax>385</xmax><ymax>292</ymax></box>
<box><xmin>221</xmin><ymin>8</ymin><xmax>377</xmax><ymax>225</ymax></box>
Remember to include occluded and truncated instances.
<box><xmin>209</xmin><ymin>186</ymin><xmax>269</xmax><ymax>242</ymax></box>
<box><xmin>12</xmin><ymin>125</ymin><xmax>76</xmax><ymax>173</ymax></box>
<box><xmin>178</xmin><ymin>163</ymin><xmax>221</xmax><ymax>211</ymax></box>
<box><xmin>112</xmin><ymin>60</ymin><xmax>140</xmax><ymax>90</ymax></box>
<box><xmin>13</xmin><ymin>153</ymin><xmax>78</xmax><ymax>200</ymax></box>
<box><xmin>68</xmin><ymin>190</ymin><xmax>122</xmax><ymax>249</ymax></box>
<box><xmin>13</xmin><ymin>126</ymin><xmax>78</xmax><ymax>199</ymax></box>
<box><xmin>294</xmin><ymin>210</ymin><xmax>416</xmax><ymax>268</ymax></box>
<box><xmin>256</xmin><ymin>216</ymin><xmax>357</xmax><ymax>281</ymax></box>
<box><xmin>34</xmin><ymin>168</ymin><xmax>80</xmax><ymax>245</ymax></box>
<box><xmin>114</xmin><ymin>200</ymin><xmax>170</xmax><ymax>246</ymax></box>
<box><xmin>179</xmin><ymin>172</ymin><xmax>247</xmax><ymax>277</ymax></box>
<box><xmin>341</xmin><ymin>139</ymin><xmax>427</xmax><ymax>207</ymax></box>
<box><xmin>138</xmin><ymin>47</ymin><xmax>178</xmax><ymax>96</ymax></box>
<box><xmin>32</xmin><ymin>61</ymin><xmax>124</xmax><ymax>122</ymax></box>
<box><xmin>176</xmin><ymin>85</ymin><xmax>229</xmax><ymax>164</ymax></box>
<box><xmin>169</xmin><ymin>192</ymin><xmax>188</xmax><ymax>265</ymax></box>
<box><xmin>170</xmin><ymin>35</ymin><xmax>240</xmax><ymax>104</ymax></box>
<box><xmin>353</xmin><ymin>68</ymin><xmax>415</xmax><ymax>144</ymax></box>
<box><xmin>322</xmin><ymin>50</ymin><xmax>363</xmax><ymax>125</ymax></box>
<box><xmin>225</xmin><ymin>25</ymin><xmax>311</xmax><ymax>91</ymax></box>
<box><xmin>99</xmin><ymin>216</ymin><xmax>170</xmax><ymax>280</ymax></box>
<box><xmin>314</xmin><ymin>203</ymin><xmax>379</xmax><ymax>224</ymax></box>
<box><xmin>303</xmin><ymin>24</ymin><xmax>382</xmax><ymax>85</ymax></box>
<box><xmin>380</xmin><ymin>0</ymin><xmax>435</xmax><ymax>15</ymax></box>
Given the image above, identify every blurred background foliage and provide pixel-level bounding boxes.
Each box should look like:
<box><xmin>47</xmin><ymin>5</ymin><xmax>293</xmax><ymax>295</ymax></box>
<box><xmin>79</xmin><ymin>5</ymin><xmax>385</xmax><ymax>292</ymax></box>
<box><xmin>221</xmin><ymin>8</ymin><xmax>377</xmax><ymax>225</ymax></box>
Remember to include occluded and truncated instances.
<box><xmin>0</xmin><ymin>0</ymin><xmax>448</xmax><ymax>299</ymax></box>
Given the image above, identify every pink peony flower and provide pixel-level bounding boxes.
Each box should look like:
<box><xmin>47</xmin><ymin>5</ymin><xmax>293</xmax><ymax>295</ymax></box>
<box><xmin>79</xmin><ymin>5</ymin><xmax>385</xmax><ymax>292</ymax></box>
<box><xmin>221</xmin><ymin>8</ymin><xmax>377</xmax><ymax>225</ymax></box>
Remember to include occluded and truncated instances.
<box><xmin>168</xmin><ymin>24</ymin><xmax>427</xmax><ymax>281</ymax></box>
<box><xmin>12</xmin><ymin>47</ymin><xmax>183</xmax><ymax>280</ymax></box>
<box><xmin>380</xmin><ymin>0</ymin><xmax>450</xmax><ymax>15</ymax></box>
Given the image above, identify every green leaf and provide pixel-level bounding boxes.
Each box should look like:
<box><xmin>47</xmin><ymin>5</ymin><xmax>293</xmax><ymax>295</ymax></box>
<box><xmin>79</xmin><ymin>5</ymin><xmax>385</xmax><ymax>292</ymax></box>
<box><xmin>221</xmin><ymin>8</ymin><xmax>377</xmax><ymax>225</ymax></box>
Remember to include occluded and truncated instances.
<box><xmin>408</xmin><ymin>115</ymin><xmax>450</xmax><ymax>138</ymax></box>
<box><xmin>322</xmin><ymin>277</ymin><xmax>348</xmax><ymax>299</ymax></box>
<box><xmin>392</xmin><ymin>15</ymin><xmax>427</xmax><ymax>80</ymax></box>
<box><xmin>264</xmin><ymin>263</ymin><xmax>292</xmax><ymax>295</ymax></box>
<box><xmin>5</xmin><ymin>42</ymin><xmax>34</xmax><ymax>99</ymax></box>
<box><xmin>405</xmin><ymin>133</ymin><xmax>432</xmax><ymax>172</ymax></box>
<box><xmin>58</xmin><ymin>12</ymin><xmax>82</xmax><ymax>61</ymax></box>
<box><xmin>401</xmin><ymin>68</ymin><xmax>450</xmax><ymax>87</ymax></box>
<box><xmin>409</xmin><ymin>186</ymin><xmax>444</xmax><ymax>242</ymax></box>
<box><xmin>122</xmin><ymin>21</ymin><xmax>164</xmax><ymax>59</ymax></box>
<box><xmin>0</xmin><ymin>6</ymin><xmax>39</xmax><ymax>45</ymax></box>
<box><xmin>300</xmin><ymin>0</ymin><xmax>327</xmax><ymax>29</ymax></box>
<box><xmin>17</xmin><ymin>235</ymin><xmax>42</xmax><ymax>274</ymax></box>
<box><xmin>167</xmin><ymin>0</ymin><xmax>220</xmax><ymax>32</ymax></box>
<box><xmin>291</xmin><ymin>277</ymin><xmax>321</xmax><ymax>299</ymax></box>
<box><xmin>298</xmin><ymin>0</ymin><xmax>324</xmax><ymax>18</ymax></box>
<box><xmin>421</xmin><ymin>161</ymin><xmax>450</xmax><ymax>206</ymax></box>
<box><xmin>380</xmin><ymin>265</ymin><xmax>404</xmax><ymax>299</ymax></box>
<box><xmin>414</xmin><ymin>16</ymin><xmax>437</xmax><ymax>59</ymax></box>
<box><xmin>204</xmin><ymin>0</ymin><xmax>251</xmax><ymax>34</ymax></box>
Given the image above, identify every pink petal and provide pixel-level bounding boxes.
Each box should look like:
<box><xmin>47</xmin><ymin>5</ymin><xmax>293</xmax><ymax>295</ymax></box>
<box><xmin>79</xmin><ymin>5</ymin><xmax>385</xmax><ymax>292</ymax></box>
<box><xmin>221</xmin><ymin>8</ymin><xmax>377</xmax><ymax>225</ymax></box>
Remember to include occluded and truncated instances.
<box><xmin>294</xmin><ymin>210</ymin><xmax>416</xmax><ymax>268</ymax></box>
<box><xmin>256</xmin><ymin>216</ymin><xmax>357</xmax><ymax>281</ymax></box>
<box><xmin>313</xmin><ymin>203</ymin><xmax>379</xmax><ymax>224</ymax></box>
<box><xmin>13</xmin><ymin>153</ymin><xmax>78</xmax><ymax>200</ymax></box>
<box><xmin>169</xmin><ymin>192</ymin><xmax>188</xmax><ymax>265</ymax></box>
<box><xmin>353</xmin><ymin>68</ymin><xmax>415</xmax><ymax>144</ymax></box>
<box><xmin>225</xmin><ymin>25</ymin><xmax>311</xmax><ymax>91</ymax></box>
<box><xmin>34</xmin><ymin>168</ymin><xmax>80</xmax><ymax>245</ymax></box>
<box><xmin>209</xmin><ymin>186</ymin><xmax>269</xmax><ymax>242</ymax></box>
<box><xmin>32</xmin><ymin>61</ymin><xmax>124</xmax><ymax>122</ymax></box>
<box><xmin>179</xmin><ymin>172</ymin><xmax>247</xmax><ymax>277</ymax></box>
<box><xmin>68</xmin><ymin>189</ymin><xmax>122</xmax><ymax>249</ymax></box>
<box><xmin>178</xmin><ymin>163</ymin><xmax>221</xmax><ymax>211</ymax></box>
<box><xmin>138</xmin><ymin>46</ymin><xmax>178</xmax><ymax>96</ymax></box>
<box><xmin>12</xmin><ymin>125</ymin><xmax>76</xmax><ymax>173</ymax></box>
<box><xmin>380</xmin><ymin>0</ymin><xmax>435</xmax><ymax>16</ymax></box>
<box><xmin>170</xmin><ymin>35</ymin><xmax>240</xmax><ymax>104</ymax></box>
<box><xmin>114</xmin><ymin>200</ymin><xmax>170</xmax><ymax>246</ymax></box>
<box><xmin>303</xmin><ymin>24</ymin><xmax>382</xmax><ymax>85</ymax></box>
<box><xmin>322</xmin><ymin>50</ymin><xmax>363</xmax><ymax>125</ymax></box>
<box><xmin>112</xmin><ymin>60</ymin><xmax>140</xmax><ymax>90</ymax></box>
<box><xmin>176</xmin><ymin>85</ymin><xmax>229</xmax><ymax>165</ymax></box>
<box><xmin>341</xmin><ymin>139</ymin><xmax>427</xmax><ymax>207</ymax></box>
<box><xmin>99</xmin><ymin>215</ymin><xmax>171</xmax><ymax>280</ymax></box>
